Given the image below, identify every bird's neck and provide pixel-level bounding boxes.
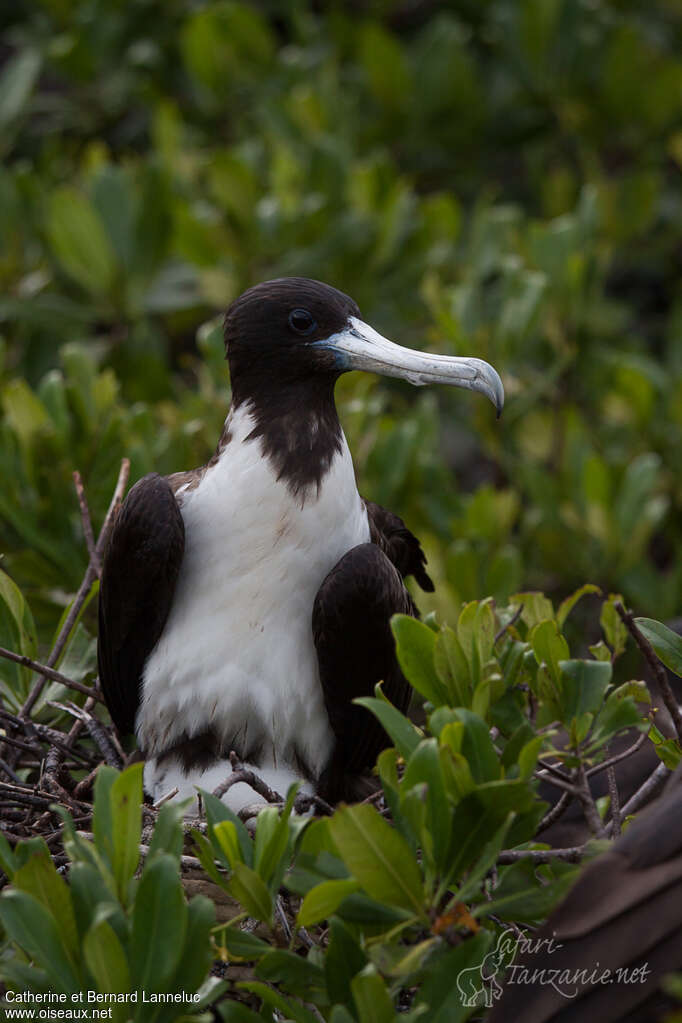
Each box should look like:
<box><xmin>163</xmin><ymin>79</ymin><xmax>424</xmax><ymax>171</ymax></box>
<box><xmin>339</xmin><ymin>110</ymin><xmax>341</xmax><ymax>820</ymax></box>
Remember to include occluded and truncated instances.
<box><xmin>231</xmin><ymin>377</ymin><xmax>344</xmax><ymax>499</ymax></box>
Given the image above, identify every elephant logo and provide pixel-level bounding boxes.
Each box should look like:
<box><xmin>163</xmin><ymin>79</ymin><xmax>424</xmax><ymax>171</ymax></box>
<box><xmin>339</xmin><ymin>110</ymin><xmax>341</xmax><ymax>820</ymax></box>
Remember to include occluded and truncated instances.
<box><xmin>456</xmin><ymin>928</ymin><xmax>518</xmax><ymax>1008</ymax></box>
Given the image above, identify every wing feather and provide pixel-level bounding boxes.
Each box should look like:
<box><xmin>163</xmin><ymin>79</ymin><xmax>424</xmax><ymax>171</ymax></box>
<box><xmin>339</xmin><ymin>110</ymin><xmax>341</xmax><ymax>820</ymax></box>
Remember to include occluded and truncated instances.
<box><xmin>97</xmin><ymin>473</ymin><xmax>185</xmax><ymax>736</ymax></box>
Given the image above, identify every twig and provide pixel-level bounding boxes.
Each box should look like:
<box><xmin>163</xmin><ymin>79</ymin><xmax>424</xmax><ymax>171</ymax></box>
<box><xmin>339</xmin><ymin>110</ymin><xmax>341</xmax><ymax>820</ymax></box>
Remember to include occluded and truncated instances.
<box><xmin>18</xmin><ymin>459</ymin><xmax>129</xmax><ymax>720</ymax></box>
<box><xmin>606</xmin><ymin>761</ymin><xmax>669</xmax><ymax>836</ymax></box>
<box><xmin>213</xmin><ymin>768</ymin><xmax>282</xmax><ymax>804</ymax></box>
<box><xmin>586</xmin><ymin>731</ymin><xmax>646</xmax><ymax>777</ymax></box>
<box><xmin>0</xmin><ymin>646</ymin><xmax>101</xmax><ymax>701</ymax></box>
<box><xmin>48</xmin><ymin>701</ymin><xmax>122</xmax><ymax>768</ymax></box>
<box><xmin>607</xmin><ymin>762</ymin><xmax>621</xmax><ymax>837</ymax></box>
<box><xmin>294</xmin><ymin>792</ymin><xmax>333</xmax><ymax>816</ymax></box>
<box><xmin>537</xmin><ymin>759</ymin><xmax>572</xmax><ymax>783</ymax></box>
<box><xmin>576</xmin><ymin>762</ymin><xmax>607</xmax><ymax>838</ymax></box>
<box><xmin>75</xmin><ymin>832</ymin><xmax>202</xmax><ymax>871</ymax></box>
<box><xmin>0</xmin><ymin>756</ymin><xmax>22</xmax><ymax>783</ymax></box>
<box><xmin>615</xmin><ymin>601</ymin><xmax>682</xmax><ymax>743</ymax></box>
<box><xmin>536</xmin><ymin>790</ymin><xmax>572</xmax><ymax>835</ymax></box>
<box><xmin>153</xmin><ymin>786</ymin><xmax>180</xmax><ymax>809</ymax></box>
<box><xmin>494</xmin><ymin>603</ymin><xmax>524</xmax><ymax>644</ymax></box>
<box><xmin>497</xmin><ymin>845</ymin><xmax>587</xmax><ymax>865</ymax></box>
<box><xmin>534</xmin><ymin>770</ymin><xmax>577</xmax><ymax>795</ymax></box>
<box><xmin>73</xmin><ymin>471</ymin><xmax>100</xmax><ymax>576</ymax></box>
<box><xmin>0</xmin><ymin>709</ymin><xmax>95</xmax><ymax>765</ymax></box>
<box><xmin>212</xmin><ymin>750</ymin><xmax>282</xmax><ymax>804</ymax></box>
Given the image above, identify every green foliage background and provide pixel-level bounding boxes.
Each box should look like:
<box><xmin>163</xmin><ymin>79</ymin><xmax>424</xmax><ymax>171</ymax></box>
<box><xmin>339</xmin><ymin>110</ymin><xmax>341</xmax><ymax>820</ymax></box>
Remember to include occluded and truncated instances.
<box><xmin>1</xmin><ymin>0</ymin><xmax>681</xmax><ymax>644</ymax></box>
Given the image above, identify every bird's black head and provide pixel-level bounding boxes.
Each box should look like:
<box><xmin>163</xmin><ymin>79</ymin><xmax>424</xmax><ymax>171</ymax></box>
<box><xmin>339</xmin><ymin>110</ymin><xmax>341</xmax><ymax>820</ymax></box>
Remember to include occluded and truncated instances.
<box><xmin>221</xmin><ymin>276</ymin><xmax>504</xmax><ymax>496</ymax></box>
<box><xmin>224</xmin><ymin>278</ymin><xmax>361</xmax><ymax>407</ymax></box>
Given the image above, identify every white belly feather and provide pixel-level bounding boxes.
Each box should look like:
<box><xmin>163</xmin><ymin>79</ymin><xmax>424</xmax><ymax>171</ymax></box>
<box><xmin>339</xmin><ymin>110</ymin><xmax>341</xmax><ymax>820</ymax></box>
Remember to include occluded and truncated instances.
<box><xmin>138</xmin><ymin>405</ymin><xmax>370</xmax><ymax>810</ymax></box>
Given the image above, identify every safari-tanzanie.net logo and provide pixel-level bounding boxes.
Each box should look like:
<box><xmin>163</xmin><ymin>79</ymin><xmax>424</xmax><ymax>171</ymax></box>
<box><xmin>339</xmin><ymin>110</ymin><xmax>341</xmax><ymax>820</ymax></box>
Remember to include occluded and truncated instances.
<box><xmin>455</xmin><ymin>927</ymin><xmax>651</xmax><ymax>1010</ymax></box>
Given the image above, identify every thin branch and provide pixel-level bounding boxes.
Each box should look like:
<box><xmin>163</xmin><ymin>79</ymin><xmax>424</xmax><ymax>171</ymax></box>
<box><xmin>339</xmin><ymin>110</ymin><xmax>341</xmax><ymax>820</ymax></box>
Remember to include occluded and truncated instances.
<box><xmin>537</xmin><ymin>758</ymin><xmax>572</xmax><ymax>782</ymax></box>
<box><xmin>497</xmin><ymin>844</ymin><xmax>587</xmax><ymax>865</ymax></box>
<box><xmin>213</xmin><ymin>767</ymin><xmax>281</xmax><ymax>804</ymax></box>
<box><xmin>606</xmin><ymin>761</ymin><xmax>669</xmax><ymax>836</ymax></box>
<box><xmin>18</xmin><ymin>458</ymin><xmax>129</xmax><ymax>720</ymax></box>
<box><xmin>48</xmin><ymin>701</ymin><xmax>122</xmax><ymax>768</ymax></box>
<box><xmin>607</xmin><ymin>762</ymin><xmax>621</xmax><ymax>837</ymax></box>
<box><xmin>73</xmin><ymin>471</ymin><xmax>100</xmax><ymax>576</ymax></box>
<box><xmin>495</xmin><ymin>603</ymin><xmax>524</xmax><ymax>644</ymax></box>
<box><xmin>576</xmin><ymin>762</ymin><xmax>607</xmax><ymax>838</ymax></box>
<box><xmin>534</xmin><ymin>769</ymin><xmax>578</xmax><ymax>795</ymax></box>
<box><xmin>0</xmin><ymin>646</ymin><xmax>101</xmax><ymax>701</ymax></box>
<box><xmin>0</xmin><ymin>756</ymin><xmax>22</xmax><ymax>783</ymax></box>
<box><xmin>536</xmin><ymin>790</ymin><xmax>572</xmax><ymax>835</ymax></box>
<box><xmin>615</xmin><ymin>601</ymin><xmax>682</xmax><ymax>743</ymax></box>
<box><xmin>586</xmin><ymin>731</ymin><xmax>646</xmax><ymax>777</ymax></box>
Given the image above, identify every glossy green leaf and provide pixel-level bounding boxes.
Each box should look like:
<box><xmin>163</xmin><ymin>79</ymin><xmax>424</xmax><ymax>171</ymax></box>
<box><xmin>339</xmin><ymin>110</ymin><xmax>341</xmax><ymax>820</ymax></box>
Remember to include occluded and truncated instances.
<box><xmin>297</xmin><ymin>878</ymin><xmax>361</xmax><ymax>928</ymax></box>
<box><xmin>635</xmin><ymin>618</ymin><xmax>682</xmax><ymax>678</ymax></box>
<box><xmin>130</xmin><ymin>854</ymin><xmax>187</xmax><ymax>991</ymax></box>
<box><xmin>46</xmin><ymin>187</ymin><xmax>117</xmax><ymax>295</ymax></box>
<box><xmin>0</xmin><ymin>889</ymin><xmax>81</xmax><ymax>995</ymax></box>
<box><xmin>329</xmin><ymin>804</ymin><xmax>425</xmax><ymax>917</ymax></box>
<box><xmin>228</xmin><ymin>862</ymin><xmax>273</xmax><ymax>924</ymax></box>
<box><xmin>392</xmin><ymin>614</ymin><xmax>447</xmax><ymax>705</ymax></box>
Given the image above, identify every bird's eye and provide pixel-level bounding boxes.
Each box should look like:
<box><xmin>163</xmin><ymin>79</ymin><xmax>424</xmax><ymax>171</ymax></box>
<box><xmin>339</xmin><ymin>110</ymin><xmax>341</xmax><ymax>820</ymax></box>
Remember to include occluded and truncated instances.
<box><xmin>288</xmin><ymin>308</ymin><xmax>316</xmax><ymax>335</ymax></box>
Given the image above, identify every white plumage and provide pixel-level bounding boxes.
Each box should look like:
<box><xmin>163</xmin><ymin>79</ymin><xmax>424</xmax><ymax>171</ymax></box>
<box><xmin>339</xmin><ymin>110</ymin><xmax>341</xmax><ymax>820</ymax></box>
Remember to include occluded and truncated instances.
<box><xmin>139</xmin><ymin>404</ymin><xmax>370</xmax><ymax>810</ymax></box>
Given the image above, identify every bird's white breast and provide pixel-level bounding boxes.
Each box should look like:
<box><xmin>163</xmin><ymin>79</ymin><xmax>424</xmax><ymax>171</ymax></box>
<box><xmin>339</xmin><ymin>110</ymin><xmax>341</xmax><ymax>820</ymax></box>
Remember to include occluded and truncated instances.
<box><xmin>138</xmin><ymin>404</ymin><xmax>370</xmax><ymax>806</ymax></box>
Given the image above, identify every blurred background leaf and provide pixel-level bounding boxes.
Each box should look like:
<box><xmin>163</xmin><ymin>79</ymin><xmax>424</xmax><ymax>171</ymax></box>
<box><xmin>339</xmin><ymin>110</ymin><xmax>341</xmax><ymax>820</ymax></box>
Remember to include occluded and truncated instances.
<box><xmin>0</xmin><ymin>0</ymin><xmax>680</xmax><ymax>651</ymax></box>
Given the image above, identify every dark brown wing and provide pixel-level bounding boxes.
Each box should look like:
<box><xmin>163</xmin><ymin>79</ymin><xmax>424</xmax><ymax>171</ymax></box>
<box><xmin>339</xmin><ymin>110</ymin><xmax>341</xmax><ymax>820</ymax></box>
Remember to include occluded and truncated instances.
<box><xmin>313</xmin><ymin>543</ymin><xmax>415</xmax><ymax>804</ymax></box>
<box><xmin>365</xmin><ymin>499</ymin><xmax>434</xmax><ymax>592</ymax></box>
<box><xmin>488</xmin><ymin>766</ymin><xmax>682</xmax><ymax>1023</ymax></box>
<box><xmin>97</xmin><ymin>474</ymin><xmax>185</xmax><ymax>736</ymax></box>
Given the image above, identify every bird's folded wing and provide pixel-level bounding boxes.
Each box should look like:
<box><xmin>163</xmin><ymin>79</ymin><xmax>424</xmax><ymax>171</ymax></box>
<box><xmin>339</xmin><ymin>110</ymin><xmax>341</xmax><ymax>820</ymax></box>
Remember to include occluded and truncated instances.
<box><xmin>97</xmin><ymin>473</ymin><xmax>185</xmax><ymax>736</ymax></box>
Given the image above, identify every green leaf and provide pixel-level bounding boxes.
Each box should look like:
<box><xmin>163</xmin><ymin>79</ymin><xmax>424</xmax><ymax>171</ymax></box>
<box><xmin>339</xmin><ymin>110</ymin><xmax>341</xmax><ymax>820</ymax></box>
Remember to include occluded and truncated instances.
<box><xmin>354</xmin><ymin>694</ymin><xmax>422</xmax><ymax>759</ymax></box>
<box><xmin>0</xmin><ymin>829</ymin><xmax>17</xmax><ymax>878</ymax></box>
<box><xmin>0</xmin><ymin>49</ymin><xmax>41</xmax><ymax>136</ymax></box>
<box><xmin>110</xmin><ymin>763</ymin><xmax>143</xmax><ymax>902</ymax></box>
<box><xmin>0</xmin><ymin>889</ymin><xmax>81</xmax><ymax>995</ymax></box>
<box><xmin>328</xmin><ymin>804</ymin><xmax>425</xmax><ymax>917</ymax></box>
<box><xmin>253</xmin><ymin>783</ymin><xmax>298</xmax><ymax>887</ymax></box>
<box><xmin>12</xmin><ymin>848</ymin><xmax>79</xmax><ymax>965</ymax></box>
<box><xmin>556</xmin><ymin>584</ymin><xmax>601</xmax><ymax>627</ymax></box>
<box><xmin>601</xmin><ymin>595</ymin><xmax>628</xmax><ymax>658</ymax></box>
<box><xmin>392</xmin><ymin>614</ymin><xmax>447</xmax><ymax>704</ymax></box>
<box><xmin>236</xmin><ymin>981</ymin><xmax>318</xmax><ymax>1023</ymax></box>
<box><xmin>92</xmin><ymin>765</ymin><xmax>118</xmax><ymax>871</ymax></box>
<box><xmin>83</xmin><ymin>919</ymin><xmax>130</xmax><ymax>1010</ymax></box>
<box><xmin>325</xmin><ymin>917</ymin><xmax>367</xmax><ymax>1007</ymax></box>
<box><xmin>255</xmin><ymin>949</ymin><xmax>327</xmax><ymax>1002</ymax></box>
<box><xmin>131</xmin><ymin>854</ymin><xmax>187</xmax><ymax>991</ymax></box>
<box><xmin>221</xmin><ymin>926</ymin><xmax>270</xmax><ymax>960</ymax></box>
<box><xmin>200</xmin><ymin>790</ymin><xmax>253</xmax><ymax>866</ymax></box>
<box><xmin>439</xmin><ymin>709</ymin><xmax>499</xmax><ymax>783</ymax></box>
<box><xmin>213</xmin><ymin>820</ymin><xmax>244</xmax><ymax>870</ymax></box>
<box><xmin>351</xmin><ymin>964</ymin><xmax>395</xmax><ymax>1023</ymax></box>
<box><xmin>297</xmin><ymin>878</ymin><xmax>361</xmax><ymax>928</ymax></box>
<box><xmin>0</xmin><ymin>565</ymin><xmax>37</xmax><ymax>659</ymax></box>
<box><xmin>434</xmin><ymin>626</ymin><xmax>471</xmax><ymax>706</ymax></box>
<box><xmin>559</xmin><ymin>659</ymin><xmax>612</xmax><ymax>720</ymax></box>
<box><xmin>146</xmin><ymin>801</ymin><xmax>186</xmax><ymax>865</ymax></box>
<box><xmin>173</xmin><ymin>895</ymin><xmax>216</xmax><ymax>996</ymax></box>
<box><xmin>635</xmin><ymin>618</ymin><xmax>682</xmax><ymax>678</ymax></box>
<box><xmin>510</xmin><ymin>592</ymin><xmax>554</xmax><ymax>628</ymax></box>
<box><xmin>228</xmin><ymin>862</ymin><xmax>273</xmax><ymax>924</ymax></box>
<box><xmin>531</xmin><ymin>620</ymin><xmax>569</xmax><ymax>685</ymax></box>
<box><xmin>46</xmin><ymin>187</ymin><xmax>117</xmax><ymax>296</ymax></box>
<box><xmin>413</xmin><ymin>931</ymin><xmax>493</xmax><ymax>1023</ymax></box>
<box><xmin>217</xmin><ymin>1003</ymin><xmax>263</xmax><ymax>1023</ymax></box>
<box><xmin>477</xmin><ymin>865</ymin><xmax>579</xmax><ymax>922</ymax></box>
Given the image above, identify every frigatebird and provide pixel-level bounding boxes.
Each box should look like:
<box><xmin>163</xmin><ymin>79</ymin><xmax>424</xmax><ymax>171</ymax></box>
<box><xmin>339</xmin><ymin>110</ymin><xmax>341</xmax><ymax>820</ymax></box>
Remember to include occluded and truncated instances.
<box><xmin>97</xmin><ymin>278</ymin><xmax>504</xmax><ymax>810</ymax></box>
